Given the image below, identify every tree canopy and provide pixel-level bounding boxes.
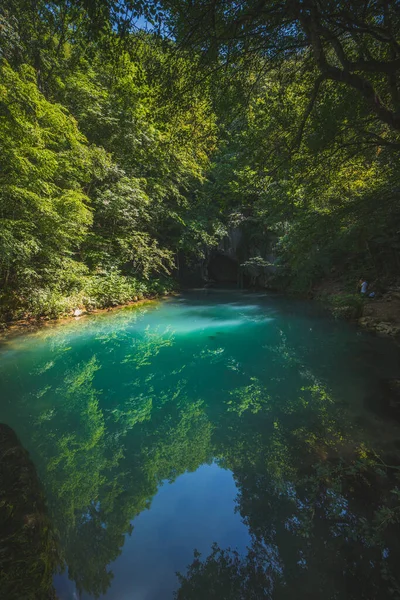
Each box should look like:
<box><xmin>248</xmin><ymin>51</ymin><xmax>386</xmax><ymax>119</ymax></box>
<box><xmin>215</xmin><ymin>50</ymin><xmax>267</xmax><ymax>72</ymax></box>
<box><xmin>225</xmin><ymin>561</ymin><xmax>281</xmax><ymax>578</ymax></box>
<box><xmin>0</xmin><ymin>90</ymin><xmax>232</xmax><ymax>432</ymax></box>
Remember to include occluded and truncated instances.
<box><xmin>1</xmin><ymin>0</ymin><xmax>400</xmax><ymax>318</ymax></box>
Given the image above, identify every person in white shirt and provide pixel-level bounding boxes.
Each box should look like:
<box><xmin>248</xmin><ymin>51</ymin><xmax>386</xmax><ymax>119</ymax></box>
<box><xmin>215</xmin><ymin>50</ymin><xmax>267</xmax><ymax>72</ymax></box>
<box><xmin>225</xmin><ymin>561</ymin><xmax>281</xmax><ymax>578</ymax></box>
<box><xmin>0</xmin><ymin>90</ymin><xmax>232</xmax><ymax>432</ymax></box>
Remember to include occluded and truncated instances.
<box><xmin>360</xmin><ymin>279</ymin><xmax>368</xmax><ymax>295</ymax></box>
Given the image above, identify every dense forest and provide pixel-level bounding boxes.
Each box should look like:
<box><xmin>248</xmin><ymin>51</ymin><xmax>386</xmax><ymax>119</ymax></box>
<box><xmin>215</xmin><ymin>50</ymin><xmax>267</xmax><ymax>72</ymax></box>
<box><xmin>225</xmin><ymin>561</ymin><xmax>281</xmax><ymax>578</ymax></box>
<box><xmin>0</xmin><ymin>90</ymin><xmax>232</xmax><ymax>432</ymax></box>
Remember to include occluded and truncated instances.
<box><xmin>1</xmin><ymin>0</ymin><xmax>400</xmax><ymax>321</ymax></box>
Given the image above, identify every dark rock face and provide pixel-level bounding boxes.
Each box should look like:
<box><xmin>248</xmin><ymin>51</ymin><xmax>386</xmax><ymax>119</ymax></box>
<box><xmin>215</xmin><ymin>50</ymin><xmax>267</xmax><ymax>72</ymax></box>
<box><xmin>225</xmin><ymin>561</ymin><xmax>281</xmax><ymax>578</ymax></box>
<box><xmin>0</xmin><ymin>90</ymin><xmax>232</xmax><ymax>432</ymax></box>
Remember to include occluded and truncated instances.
<box><xmin>207</xmin><ymin>253</ymin><xmax>239</xmax><ymax>283</ymax></box>
<box><xmin>176</xmin><ymin>224</ymin><xmax>277</xmax><ymax>289</ymax></box>
<box><xmin>0</xmin><ymin>423</ymin><xmax>61</xmax><ymax>600</ymax></box>
<box><xmin>207</xmin><ymin>225</ymin><xmax>277</xmax><ymax>288</ymax></box>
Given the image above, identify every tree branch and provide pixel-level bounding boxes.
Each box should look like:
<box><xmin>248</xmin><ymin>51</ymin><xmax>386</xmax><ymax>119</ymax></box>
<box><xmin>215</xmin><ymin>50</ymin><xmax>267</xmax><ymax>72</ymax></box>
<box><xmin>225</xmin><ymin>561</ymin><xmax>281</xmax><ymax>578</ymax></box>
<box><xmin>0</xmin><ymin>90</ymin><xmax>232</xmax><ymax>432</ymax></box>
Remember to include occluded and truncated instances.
<box><xmin>324</xmin><ymin>65</ymin><xmax>400</xmax><ymax>131</ymax></box>
<box><xmin>293</xmin><ymin>74</ymin><xmax>325</xmax><ymax>150</ymax></box>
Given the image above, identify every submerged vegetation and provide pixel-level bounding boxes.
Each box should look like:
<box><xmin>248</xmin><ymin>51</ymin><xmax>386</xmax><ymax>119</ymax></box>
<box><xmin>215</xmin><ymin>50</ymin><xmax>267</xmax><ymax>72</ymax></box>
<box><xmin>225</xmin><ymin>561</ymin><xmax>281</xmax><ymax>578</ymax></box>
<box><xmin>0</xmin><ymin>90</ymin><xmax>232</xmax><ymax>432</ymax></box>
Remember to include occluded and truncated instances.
<box><xmin>1</xmin><ymin>0</ymin><xmax>400</xmax><ymax>320</ymax></box>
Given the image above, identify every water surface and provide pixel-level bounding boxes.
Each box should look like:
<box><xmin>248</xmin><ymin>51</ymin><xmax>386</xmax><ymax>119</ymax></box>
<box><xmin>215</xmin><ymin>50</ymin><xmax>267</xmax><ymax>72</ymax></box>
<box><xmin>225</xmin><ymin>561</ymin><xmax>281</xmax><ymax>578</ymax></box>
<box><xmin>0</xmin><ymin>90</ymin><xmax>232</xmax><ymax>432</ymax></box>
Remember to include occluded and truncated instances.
<box><xmin>1</xmin><ymin>290</ymin><xmax>400</xmax><ymax>599</ymax></box>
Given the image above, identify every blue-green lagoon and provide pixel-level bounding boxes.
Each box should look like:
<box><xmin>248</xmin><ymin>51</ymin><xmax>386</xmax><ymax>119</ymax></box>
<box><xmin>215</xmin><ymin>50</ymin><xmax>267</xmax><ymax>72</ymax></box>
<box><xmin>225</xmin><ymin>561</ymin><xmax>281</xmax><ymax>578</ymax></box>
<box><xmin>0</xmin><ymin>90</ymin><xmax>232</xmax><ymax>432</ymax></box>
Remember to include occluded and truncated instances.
<box><xmin>1</xmin><ymin>290</ymin><xmax>400</xmax><ymax>599</ymax></box>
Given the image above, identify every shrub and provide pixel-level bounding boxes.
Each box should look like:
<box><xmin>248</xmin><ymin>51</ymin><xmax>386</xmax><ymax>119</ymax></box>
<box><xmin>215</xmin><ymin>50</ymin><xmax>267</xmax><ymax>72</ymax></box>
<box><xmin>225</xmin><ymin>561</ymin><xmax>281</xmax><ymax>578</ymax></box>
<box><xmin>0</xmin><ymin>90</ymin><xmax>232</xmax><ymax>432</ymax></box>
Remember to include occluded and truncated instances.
<box><xmin>324</xmin><ymin>293</ymin><xmax>364</xmax><ymax>320</ymax></box>
<box><xmin>83</xmin><ymin>273</ymin><xmax>141</xmax><ymax>308</ymax></box>
<box><xmin>0</xmin><ymin>272</ymin><xmax>177</xmax><ymax>323</ymax></box>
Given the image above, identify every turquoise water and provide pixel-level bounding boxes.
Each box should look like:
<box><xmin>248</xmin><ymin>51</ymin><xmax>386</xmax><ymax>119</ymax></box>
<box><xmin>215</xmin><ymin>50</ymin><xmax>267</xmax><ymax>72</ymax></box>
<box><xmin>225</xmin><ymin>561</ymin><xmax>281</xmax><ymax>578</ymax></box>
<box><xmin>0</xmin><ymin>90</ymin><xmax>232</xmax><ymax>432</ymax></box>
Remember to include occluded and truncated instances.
<box><xmin>1</xmin><ymin>290</ymin><xmax>400</xmax><ymax>599</ymax></box>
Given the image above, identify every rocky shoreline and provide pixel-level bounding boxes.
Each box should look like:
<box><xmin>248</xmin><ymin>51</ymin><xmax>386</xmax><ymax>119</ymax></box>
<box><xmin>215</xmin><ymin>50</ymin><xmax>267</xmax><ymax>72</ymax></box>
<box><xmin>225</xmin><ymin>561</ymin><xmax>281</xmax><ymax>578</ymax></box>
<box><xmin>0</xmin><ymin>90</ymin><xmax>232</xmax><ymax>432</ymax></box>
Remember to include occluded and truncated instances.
<box><xmin>358</xmin><ymin>287</ymin><xmax>400</xmax><ymax>338</ymax></box>
<box><xmin>313</xmin><ymin>278</ymin><xmax>400</xmax><ymax>339</ymax></box>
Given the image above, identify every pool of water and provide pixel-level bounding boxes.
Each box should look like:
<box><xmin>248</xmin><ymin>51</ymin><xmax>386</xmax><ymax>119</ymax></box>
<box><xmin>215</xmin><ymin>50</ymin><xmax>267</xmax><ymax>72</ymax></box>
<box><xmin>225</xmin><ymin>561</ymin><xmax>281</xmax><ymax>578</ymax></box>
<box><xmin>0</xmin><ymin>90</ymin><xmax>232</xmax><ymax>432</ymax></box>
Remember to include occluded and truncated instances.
<box><xmin>1</xmin><ymin>290</ymin><xmax>400</xmax><ymax>599</ymax></box>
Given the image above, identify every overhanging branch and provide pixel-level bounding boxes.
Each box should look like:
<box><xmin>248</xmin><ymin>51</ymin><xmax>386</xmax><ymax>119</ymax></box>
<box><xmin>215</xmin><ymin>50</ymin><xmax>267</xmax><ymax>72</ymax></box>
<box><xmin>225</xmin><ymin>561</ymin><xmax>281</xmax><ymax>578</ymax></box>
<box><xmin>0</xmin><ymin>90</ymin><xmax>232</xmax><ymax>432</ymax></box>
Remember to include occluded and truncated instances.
<box><xmin>293</xmin><ymin>74</ymin><xmax>325</xmax><ymax>150</ymax></box>
<box><xmin>324</xmin><ymin>65</ymin><xmax>400</xmax><ymax>131</ymax></box>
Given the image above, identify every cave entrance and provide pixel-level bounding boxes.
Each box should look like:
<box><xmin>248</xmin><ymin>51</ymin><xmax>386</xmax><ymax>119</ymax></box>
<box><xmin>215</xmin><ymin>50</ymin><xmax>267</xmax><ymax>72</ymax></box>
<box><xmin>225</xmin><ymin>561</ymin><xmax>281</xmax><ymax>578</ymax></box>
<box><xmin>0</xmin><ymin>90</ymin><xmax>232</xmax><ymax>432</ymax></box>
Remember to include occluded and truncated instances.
<box><xmin>207</xmin><ymin>253</ymin><xmax>239</xmax><ymax>284</ymax></box>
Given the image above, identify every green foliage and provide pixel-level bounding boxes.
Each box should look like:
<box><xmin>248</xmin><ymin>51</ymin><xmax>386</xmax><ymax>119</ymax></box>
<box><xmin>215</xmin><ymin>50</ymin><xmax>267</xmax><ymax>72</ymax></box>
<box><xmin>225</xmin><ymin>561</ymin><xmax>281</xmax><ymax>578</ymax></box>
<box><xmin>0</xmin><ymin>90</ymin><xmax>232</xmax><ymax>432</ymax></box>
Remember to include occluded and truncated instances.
<box><xmin>1</xmin><ymin>272</ymin><xmax>177</xmax><ymax>321</ymax></box>
<box><xmin>2</xmin><ymin>0</ymin><xmax>400</xmax><ymax>325</ymax></box>
<box><xmin>0</xmin><ymin>7</ymin><xmax>218</xmax><ymax>322</ymax></box>
<box><xmin>82</xmin><ymin>272</ymin><xmax>175</xmax><ymax>309</ymax></box>
<box><xmin>199</xmin><ymin>53</ymin><xmax>400</xmax><ymax>293</ymax></box>
<box><xmin>84</xmin><ymin>272</ymin><xmax>147</xmax><ymax>308</ymax></box>
<box><xmin>322</xmin><ymin>293</ymin><xmax>365</xmax><ymax>320</ymax></box>
<box><xmin>0</xmin><ymin>60</ymin><xmax>105</xmax><ymax>294</ymax></box>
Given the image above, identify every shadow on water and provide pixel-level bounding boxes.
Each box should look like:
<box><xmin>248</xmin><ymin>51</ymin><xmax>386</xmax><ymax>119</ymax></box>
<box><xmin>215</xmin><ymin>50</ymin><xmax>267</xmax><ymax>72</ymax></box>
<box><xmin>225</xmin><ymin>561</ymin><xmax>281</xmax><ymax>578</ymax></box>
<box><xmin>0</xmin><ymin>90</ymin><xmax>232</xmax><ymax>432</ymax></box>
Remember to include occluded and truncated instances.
<box><xmin>1</xmin><ymin>291</ymin><xmax>400</xmax><ymax>599</ymax></box>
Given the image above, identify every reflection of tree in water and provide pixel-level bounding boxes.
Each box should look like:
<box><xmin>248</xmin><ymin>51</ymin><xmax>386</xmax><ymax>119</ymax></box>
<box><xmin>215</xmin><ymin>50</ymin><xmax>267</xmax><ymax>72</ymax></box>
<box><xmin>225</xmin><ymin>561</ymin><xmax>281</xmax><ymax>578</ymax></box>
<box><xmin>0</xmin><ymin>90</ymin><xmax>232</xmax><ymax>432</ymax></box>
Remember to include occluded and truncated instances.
<box><xmin>175</xmin><ymin>460</ymin><xmax>400</xmax><ymax>600</ymax></box>
<box><xmin>0</xmin><ymin>423</ymin><xmax>61</xmax><ymax>600</ymax></box>
<box><xmin>20</xmin><ymin>322</ymin><xmax>213</xmax><ymax>597</ymax></box>
<box><xmin>175</xmin><ymin>333</ymin><xmax>400</xmax><ymax>599</ymax></box>
<box><xmin>3</xmin><ymin>312</ymin><xmax>400</xmax><ymax>598</ymax></box>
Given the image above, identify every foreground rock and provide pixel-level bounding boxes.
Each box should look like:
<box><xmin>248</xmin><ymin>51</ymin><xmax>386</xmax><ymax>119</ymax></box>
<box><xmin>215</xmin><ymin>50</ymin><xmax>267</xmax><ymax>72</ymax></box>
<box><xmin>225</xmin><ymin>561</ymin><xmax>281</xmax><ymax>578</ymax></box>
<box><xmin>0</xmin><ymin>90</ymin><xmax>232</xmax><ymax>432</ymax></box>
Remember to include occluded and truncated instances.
<box><xmin>0</xmin><ymin>423</ymin><xmax>61</xmax><ymax>599</ymax></box>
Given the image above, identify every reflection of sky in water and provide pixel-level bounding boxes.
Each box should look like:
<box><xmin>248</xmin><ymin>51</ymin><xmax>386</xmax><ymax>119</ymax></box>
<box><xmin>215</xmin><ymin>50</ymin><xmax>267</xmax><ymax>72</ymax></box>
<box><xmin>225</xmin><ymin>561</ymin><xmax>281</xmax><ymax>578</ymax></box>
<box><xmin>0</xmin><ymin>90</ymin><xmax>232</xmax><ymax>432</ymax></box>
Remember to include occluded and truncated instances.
<box><xmin>98</xmin><ymin>464</ymin><xmax>249</xmax><ymax>600</ymax></box>
<box><xmin>57</xmin><ymin>464</ymin><xmax>249</xmax><ymax>600</ymax></box>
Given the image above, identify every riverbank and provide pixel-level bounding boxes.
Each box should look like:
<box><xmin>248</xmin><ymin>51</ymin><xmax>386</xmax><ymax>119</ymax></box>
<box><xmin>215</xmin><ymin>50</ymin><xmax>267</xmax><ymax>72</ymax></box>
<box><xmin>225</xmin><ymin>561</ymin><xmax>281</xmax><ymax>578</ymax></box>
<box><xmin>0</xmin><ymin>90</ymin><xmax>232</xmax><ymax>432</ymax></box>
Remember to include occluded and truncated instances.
<box><xmin>0</xmin><ymin>273</ymin><xmax>177</xmax><ymax>339</ymax></box>
<box><xmin>359</xmin><ymin>288</ymin><xmax>400</xmax><ymax>337</ymax></box>
<box><xmin>313</xmin><ymin>277</ymin><xmax>400</xmax><ymax>339</ymax></box>
<box><xmin>3</xmin><ymin>277</ymin><xmax>400</xmax><ymax>343</ymax></box>
<box><xmin>0</xmin><ymin>295</ymin><xmax>173</xmax><ymax>343</ymax></box>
